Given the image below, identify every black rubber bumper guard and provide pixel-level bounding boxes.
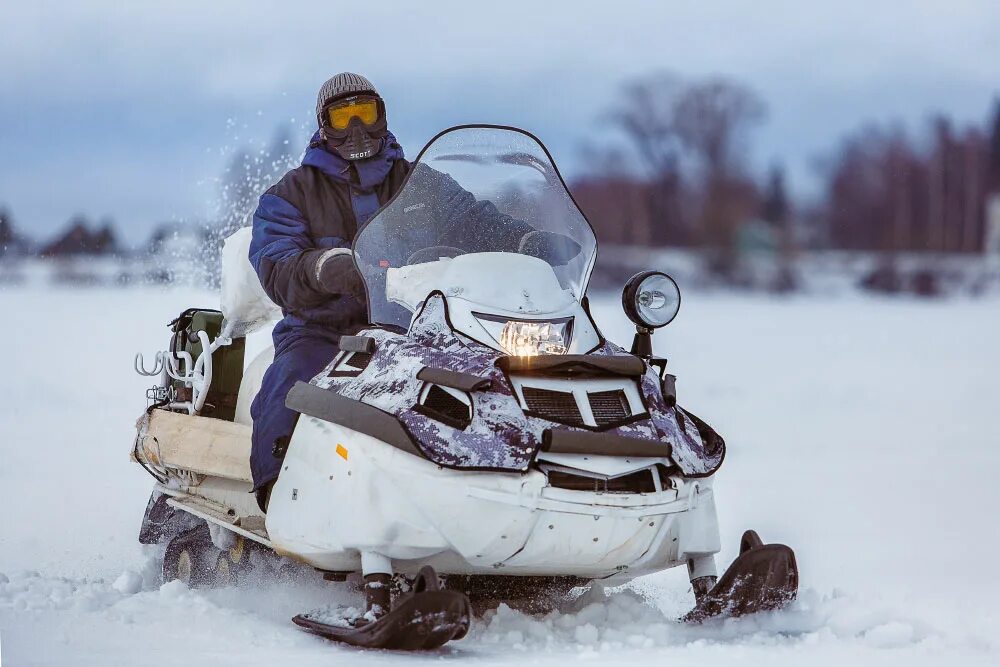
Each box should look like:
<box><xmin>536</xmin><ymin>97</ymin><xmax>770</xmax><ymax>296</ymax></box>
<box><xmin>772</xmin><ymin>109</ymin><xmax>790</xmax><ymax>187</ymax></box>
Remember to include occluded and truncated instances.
<box><xmin>287</xmin><ymin>381</ymin><xmax>674</xmax><ymax>462</ymax></box>
<box><xmin>285</xmin><ymin>381</ymin><xmax>424</xmax><ymax>458</ymax></box>
<box><xmin>542</xmin><ymin>428</ymin><xmax>673</xmax><ymax>458</ymax></box>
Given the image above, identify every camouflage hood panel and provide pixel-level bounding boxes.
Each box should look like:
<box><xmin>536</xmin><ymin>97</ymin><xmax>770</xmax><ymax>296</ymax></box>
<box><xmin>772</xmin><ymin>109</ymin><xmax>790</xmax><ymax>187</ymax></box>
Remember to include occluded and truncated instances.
<box><xmin>310</xmin><ymin>294</ymin><xmax>724</xmax><ymax>476</ymax></box>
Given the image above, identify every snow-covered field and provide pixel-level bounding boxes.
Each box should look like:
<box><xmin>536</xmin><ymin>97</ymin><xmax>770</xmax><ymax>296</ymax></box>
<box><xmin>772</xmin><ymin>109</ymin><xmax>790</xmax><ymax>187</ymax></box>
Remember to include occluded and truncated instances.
<box><xmin>1</xmin><ymin>286</ymin><xmax>998</xmax><ymax>665</ymax></box>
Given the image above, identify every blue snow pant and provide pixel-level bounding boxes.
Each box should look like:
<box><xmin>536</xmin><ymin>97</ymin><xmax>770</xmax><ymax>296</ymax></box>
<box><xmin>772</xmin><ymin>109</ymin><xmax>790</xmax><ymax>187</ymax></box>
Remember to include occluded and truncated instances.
<box><xmin>250</xmin><ymin>327</ymin><xmax>340</xmax><ymax>492</ymax></box>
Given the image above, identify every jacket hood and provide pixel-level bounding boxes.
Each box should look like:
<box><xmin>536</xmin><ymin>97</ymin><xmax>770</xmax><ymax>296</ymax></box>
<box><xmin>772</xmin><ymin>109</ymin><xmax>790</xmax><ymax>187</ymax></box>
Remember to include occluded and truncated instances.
<box><xmin>302</xmin><ymin>130</ymin><xmax>404</xmax><ymax>191</ymax></box>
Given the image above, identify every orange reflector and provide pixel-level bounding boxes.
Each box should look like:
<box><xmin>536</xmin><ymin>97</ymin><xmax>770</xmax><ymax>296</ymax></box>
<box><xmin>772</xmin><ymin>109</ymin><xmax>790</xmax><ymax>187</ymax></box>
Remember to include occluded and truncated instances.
<box><xmin>336</xmin><ymin>444</ymin><xmax>349</xmax><ymax>461</ymax></box>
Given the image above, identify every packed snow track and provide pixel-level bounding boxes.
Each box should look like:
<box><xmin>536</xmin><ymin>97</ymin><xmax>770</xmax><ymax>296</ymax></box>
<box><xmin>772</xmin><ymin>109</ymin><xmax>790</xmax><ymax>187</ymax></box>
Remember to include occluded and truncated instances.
<box><xmin>1</xmin><ymin>286</ymin><xmax>998</xmax><ymax>665</ymax></box>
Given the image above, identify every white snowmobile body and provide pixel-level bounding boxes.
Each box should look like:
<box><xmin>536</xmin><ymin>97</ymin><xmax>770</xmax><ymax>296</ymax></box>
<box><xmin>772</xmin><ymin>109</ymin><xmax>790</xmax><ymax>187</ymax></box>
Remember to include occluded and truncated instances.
<box><xmin>269</xmin><ymin>411</ymin><xmax>720</xmax><ymax>580</ymax></box>
<box><xmin>134</xmin><ymin>125</ymin><xmax>726</xmax><ymax>587</ymax></box>
<box><xmin>263</xmin><ymin>254</ymin><xmax>723</xmax><ymax>580</ymax></box>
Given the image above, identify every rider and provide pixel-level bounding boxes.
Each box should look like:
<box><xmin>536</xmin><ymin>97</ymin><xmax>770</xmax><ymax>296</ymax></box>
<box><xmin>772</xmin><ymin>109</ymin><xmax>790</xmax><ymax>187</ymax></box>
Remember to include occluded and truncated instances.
<box><xmin>249</xmin><ymin>73</ymin><xmax>573</xmax><ymax>510</ymax></box>
<box><xmin>249</xmin><ymin>73</ymin><xmax>404</xmax><ymax>510</ymax></box>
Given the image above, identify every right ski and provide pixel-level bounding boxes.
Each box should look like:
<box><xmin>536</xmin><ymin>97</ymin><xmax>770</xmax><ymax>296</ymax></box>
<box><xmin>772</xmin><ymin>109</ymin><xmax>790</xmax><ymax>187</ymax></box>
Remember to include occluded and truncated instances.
<box><xmin>684</xmin><ymin>530</ymin><xmax>799</xmax><ymax>622</ymax></box>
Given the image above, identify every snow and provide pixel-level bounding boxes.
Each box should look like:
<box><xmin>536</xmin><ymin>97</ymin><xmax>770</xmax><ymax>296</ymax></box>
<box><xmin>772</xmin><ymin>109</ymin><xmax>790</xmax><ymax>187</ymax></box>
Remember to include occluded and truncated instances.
<box><xmin>2</xmin><ymin>285</ymin><xmax>1000</xmax><ymax>665</ymax></box>
<box><xmin>300</xmin><ymin>604</ymin><xmax>370</xmax><ymax>628</ymax></box>
<box><xmin>219</xmin><ymin>227</ymin><xmax>281</xmax><ymax>337</ymax></box>
<box><xmin>111</xmin><ymin>570</ymin><xmax>144</xmax><ymax>595</ymax></box>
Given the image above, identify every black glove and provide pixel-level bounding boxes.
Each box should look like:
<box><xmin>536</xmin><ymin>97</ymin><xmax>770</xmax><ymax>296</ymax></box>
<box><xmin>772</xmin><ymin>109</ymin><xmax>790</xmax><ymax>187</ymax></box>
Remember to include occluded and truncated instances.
<box><xmin>315</xmin><ymin>250</ymin><xmax>367</xmax><ymax>302</ymax></box>
<box><xmin>518</xmin><ymin>230</ymin><xmax>582</xmax><ymax>266</ymax></box>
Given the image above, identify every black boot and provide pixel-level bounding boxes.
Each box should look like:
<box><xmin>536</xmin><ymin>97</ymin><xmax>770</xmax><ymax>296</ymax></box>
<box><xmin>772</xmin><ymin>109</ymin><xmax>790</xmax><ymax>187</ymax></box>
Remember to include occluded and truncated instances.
<box><xmin>255</xmin><ymin>481</ymin><xmax>274</xmax><ymax>513</ymax></box>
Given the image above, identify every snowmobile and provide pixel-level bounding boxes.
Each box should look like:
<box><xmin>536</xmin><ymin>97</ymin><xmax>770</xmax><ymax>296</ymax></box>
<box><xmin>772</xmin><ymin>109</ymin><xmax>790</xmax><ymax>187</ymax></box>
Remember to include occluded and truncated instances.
<box><xmin>131</xmin><ymin>124</ymin><xmax>798</xmax><ymax>650</ymax></box>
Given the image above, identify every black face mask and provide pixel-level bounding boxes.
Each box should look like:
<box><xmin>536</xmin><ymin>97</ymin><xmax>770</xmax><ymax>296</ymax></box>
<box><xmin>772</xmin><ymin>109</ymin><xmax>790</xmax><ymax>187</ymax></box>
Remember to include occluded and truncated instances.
<box><xmin>321</xmin><ymin>103</ymin><xmax>389</xmax><ymax>161</ymax></box>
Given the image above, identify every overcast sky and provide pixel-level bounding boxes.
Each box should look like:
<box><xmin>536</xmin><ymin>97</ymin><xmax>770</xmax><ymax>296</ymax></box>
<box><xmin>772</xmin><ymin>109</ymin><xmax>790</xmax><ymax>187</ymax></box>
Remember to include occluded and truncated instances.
<box><xmin>1</xmin><ymin>1</ymin><xmax>998</xmax><ymax>244</ymax></box>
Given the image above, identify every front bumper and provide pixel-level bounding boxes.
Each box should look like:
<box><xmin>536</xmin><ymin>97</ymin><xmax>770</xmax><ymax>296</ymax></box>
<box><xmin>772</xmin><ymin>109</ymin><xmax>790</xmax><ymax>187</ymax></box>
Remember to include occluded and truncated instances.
<box><xmin>267</xmin><ymin>416</ymin><xmax>721</xmax><ymax>580</ymax></box>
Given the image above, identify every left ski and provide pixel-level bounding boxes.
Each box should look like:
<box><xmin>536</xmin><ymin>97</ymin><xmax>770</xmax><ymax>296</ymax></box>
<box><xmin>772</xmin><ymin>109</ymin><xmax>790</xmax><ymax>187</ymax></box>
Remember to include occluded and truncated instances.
<box><xmin>293</xmin><ymin>566</ymin><xmax>471</xmax><ymax>650</ymax></box>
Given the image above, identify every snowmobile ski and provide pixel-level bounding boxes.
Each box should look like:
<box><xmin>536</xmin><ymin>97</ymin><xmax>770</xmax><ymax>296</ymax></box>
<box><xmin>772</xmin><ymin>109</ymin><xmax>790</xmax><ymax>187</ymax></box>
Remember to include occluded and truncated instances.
<box><xmin>684</xmin><ymin>530</ymin><xmax>798</xmax><ymax>622</ymax></box>
<box><xmin>292</xmin><ymin>567</ymin><xmax>471</xmax><ymax>650</ymax></box>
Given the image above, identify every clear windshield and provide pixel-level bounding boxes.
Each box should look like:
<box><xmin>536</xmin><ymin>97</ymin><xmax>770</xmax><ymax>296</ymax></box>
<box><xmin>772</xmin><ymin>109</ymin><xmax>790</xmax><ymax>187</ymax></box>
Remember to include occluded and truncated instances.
<box><xmin>353</xmin><ymin>126</ymin><xmax>598</xmax><ymax>329</ymax></box>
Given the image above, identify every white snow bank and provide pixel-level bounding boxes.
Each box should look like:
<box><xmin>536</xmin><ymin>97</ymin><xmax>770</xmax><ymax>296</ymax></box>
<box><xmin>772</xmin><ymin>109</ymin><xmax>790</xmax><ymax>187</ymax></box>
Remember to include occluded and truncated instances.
<box><xmin>3</xmin><ymin>570</ymin><xmax>994</xmax><ymax>665</ymax></box>
<box><xmin>472</xmin><ymin>584</ymin><xmax>948</xmax><ymax>653</ymax></box>
<box><xmin>2</xmin><ymin>286</ymin><xmax>1000</xmax><ymax>665</ymax></box>
<box><xmin>111</xmin><ymin>570</ymin><xmax>144</xmax><ymax>595</ymax></box>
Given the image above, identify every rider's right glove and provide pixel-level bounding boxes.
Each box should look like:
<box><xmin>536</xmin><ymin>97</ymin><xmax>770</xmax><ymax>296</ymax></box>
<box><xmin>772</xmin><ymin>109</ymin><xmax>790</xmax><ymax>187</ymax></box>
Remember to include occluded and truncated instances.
<box><xmin>518</xmin><ymin>230</ymin><xmax>581</xmax><ymax>266</ymax></box>
<box><xmin>314</xmin><ymin>249</ymin><xmax>367</xmax><ymax>302</ymax></box>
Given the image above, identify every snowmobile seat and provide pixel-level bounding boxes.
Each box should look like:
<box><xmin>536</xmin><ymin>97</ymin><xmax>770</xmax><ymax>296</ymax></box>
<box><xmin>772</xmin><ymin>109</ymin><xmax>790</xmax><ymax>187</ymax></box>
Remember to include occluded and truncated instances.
<box><xmin>235</xmin><ymin>346</ymin><xmax>274</xmax><ymax>426</ymax></box>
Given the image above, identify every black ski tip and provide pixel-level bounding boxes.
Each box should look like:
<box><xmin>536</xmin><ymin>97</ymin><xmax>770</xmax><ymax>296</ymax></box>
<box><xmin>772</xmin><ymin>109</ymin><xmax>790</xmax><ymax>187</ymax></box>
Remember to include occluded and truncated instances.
<box><xmin>684</xmin><ymin>536</ymin><xmax>799</xmax><ymax>623</ymax></box>
<box><xmin>293</xmin><ymin>590</ymin><xmax>472</xmax><ymax>650</ymax></box>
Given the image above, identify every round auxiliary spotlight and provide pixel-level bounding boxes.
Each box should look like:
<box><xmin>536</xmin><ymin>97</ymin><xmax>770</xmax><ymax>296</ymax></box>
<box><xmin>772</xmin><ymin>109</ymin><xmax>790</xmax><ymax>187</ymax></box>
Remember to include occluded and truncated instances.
<box><xmin>621</xmin><ymin>271</ymin><xmax>682</xmax><ymax>329</ymax></box>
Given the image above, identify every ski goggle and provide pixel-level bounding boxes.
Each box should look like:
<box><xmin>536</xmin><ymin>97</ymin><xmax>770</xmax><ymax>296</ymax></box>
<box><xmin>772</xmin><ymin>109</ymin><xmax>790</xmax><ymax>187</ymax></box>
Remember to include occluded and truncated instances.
<box><xmin>325</xmin><ymin>97</ymin><xmax>380</xmax><ymax>130</ymax></box>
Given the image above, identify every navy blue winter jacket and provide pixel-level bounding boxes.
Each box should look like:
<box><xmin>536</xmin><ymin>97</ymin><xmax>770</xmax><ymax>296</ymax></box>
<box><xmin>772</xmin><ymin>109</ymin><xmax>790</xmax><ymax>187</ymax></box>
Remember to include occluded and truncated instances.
<box><xmin>249</xmin><ymin>131</ymin><xmax>410</xmax><ymax>342</ymax></box>
<box><xmin>250</xmin><ymin>130</ymin><xmax>543</xmax><ymax>347</ymax></box>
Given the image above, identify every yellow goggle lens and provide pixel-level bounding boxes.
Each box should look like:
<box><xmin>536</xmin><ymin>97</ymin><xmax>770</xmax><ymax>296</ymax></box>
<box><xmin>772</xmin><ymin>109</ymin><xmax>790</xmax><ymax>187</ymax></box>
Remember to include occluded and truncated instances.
<box><xmin>327</xmin><ymin>100</ymin><xmax>379</xmax><ymax>129</ymax></box>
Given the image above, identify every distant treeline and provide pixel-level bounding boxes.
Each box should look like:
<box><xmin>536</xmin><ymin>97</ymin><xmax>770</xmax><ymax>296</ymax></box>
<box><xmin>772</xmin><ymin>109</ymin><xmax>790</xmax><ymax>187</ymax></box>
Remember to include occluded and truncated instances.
<box><xmin>569</xmin><ymin>71</ymin><xmax>1000</xmax><ymax>268</ymax></box>
<box><xmin>4</xmin><ymin>71</ymin><xmax>999</xmax><ymax>279</ymax></box>
<box><xmin>820</xmin><ymin>116</ymin><xmax>998</xmax><ymax>254</ymax></box>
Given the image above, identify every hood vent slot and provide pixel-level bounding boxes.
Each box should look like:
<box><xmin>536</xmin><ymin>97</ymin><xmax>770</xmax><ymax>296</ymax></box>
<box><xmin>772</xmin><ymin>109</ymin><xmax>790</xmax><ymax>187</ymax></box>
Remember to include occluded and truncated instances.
<box><xmin>520</xmin><ymin>385</ymin><xmax>636</xmax><ymax>429</ymax></box>
<box><xmin>522</xmin><ymin>386</ymin><xmax>584</xmax><ymax>427</ymax></box>
<box><xmin>415</xmin><ymin>384</ymin><xmax>472</xmax><ymax>430</ymax></box>
<box><xmin>587</xmin><ymin>389</ymin><xmax>630</xmax><ymax>425</ymax></box>
<box><xmin>545</xmin><ymin>464</ymin><xmax>674</xmax><ymax>494</ymax></box>
<box><xmin>327</xmin><ymin>351</ymin><xmax>372</xmax><ymax>378</ymax></box>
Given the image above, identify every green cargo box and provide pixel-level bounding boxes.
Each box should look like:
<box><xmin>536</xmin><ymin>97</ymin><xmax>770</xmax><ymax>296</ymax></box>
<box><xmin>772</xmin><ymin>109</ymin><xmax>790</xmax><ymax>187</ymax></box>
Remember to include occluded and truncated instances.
<box><xmin>169</xmin><ymin>308</ymin><xmax>246</xmax><ymax>422</ymax></box>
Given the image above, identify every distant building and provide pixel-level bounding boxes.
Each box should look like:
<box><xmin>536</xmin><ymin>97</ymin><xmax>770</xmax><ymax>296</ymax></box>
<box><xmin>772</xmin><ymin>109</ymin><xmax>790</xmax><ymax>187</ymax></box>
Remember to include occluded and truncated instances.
<box><xmin>39</xmin><ymin>217</ymin><xmax>121</xmax><ymax>257</ymax></box>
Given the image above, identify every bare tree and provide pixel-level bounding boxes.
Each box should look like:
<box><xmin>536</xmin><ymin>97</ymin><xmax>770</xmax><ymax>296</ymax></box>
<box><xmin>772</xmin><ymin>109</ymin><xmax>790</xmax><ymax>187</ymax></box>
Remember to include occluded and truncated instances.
<box><xmin>673</xmin><ymin>78</ymin><xmax>766</xmax><ymax>184</ymax></box>
<box><xmin>574</xmin><ymin>143</ymin><xmax>653</xmax><ymax>245</ymax></box>
<box><xmin>583</xmin><ymin>71</ymin><xmax>771</xmax><ymax>286</ymax></box>
<box><xmin>672</xmin><ymin>78</ymin><xmax>766</xmax><ymax>276</ymax></box>
<box><xmin>818</xmin><ymin>109</ymin><xmax>994</xmax><ymax>260</ymax></box>
<box><xmin>609</xmin><ymin>71</ymin><xmax>688</xmax><ymax>245</ymax></box>
<box><xmin>761</xmin><ymin>164</ymin><xmax>799</xmax><ymax>291</ymax></box>
<box><xmin>0</xmin><ymin>207</ymin><xmax>15</xmax><ymax>257</ymax></box>
<box><xmin>962</xmin><ymin>129</ymin><xmax>982</xmax><ymax>253</ymax></box>
<box><xmin>988</xmin><ymin>98</ymin><xmax>1000</xmax><ymax>194</ymax></box>
<box><xmin>761</xmin><ymin>164</ymin><xmax>789</xmax><ymax>228</ymax></box>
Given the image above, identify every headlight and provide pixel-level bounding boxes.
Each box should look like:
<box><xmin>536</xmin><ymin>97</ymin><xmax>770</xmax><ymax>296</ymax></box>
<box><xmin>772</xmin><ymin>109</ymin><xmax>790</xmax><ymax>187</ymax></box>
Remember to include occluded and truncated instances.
<box><xmin>622</xmin><ymin>271</ymin><xmax>681</xmax><ymax>329</ymax></box>
<box><xmin>474</xmin><ymin>314</ymin><xmax>572</xmax><ymax>356</ymax></box>
<box><xmin>499</xmin><ymin>320</ymin><xmax>569</xmax><ymax>356</ymax></box>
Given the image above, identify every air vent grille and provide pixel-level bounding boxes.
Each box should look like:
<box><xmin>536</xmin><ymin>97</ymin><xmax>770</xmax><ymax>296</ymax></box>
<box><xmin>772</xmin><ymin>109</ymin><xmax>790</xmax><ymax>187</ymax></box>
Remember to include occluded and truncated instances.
<box><xmin>587</xmin><ymin>389</ymin><xmax>631</xmax><ymax>426</ymax></box>
<box><xmin>520</xmin><ymin>384</ymin><xmax>637</xmax><ymax>429</ymax></box>
<box><xmin>522</xmin><ymin>387</ymin><xmax>584</xmax><ymax>427</ymax></box>
<box><xmin>546</xmin><ymin>466</ymin><xmax>673</xmax><ymax>494</ymax></box>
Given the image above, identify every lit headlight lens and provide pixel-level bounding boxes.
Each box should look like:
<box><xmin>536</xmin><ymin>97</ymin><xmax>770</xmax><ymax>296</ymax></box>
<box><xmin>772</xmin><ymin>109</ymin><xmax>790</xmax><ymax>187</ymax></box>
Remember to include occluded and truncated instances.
<box><xmin>499</xmin><ymin>320</ymin><xmax>569</xmax><ymax>357</ymax></box>
<box><xmin>474</xmin><ymin>314</ymin><xmax>573</xmax><ymax>356</ymax></box>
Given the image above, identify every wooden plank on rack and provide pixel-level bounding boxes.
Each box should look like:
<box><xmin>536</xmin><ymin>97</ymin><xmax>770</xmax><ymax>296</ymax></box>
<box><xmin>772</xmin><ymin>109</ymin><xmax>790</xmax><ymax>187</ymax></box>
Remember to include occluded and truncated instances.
<box><xmin>141</xmin><ymin>409</ymin><xmax>253</xmax><ymax>482</ymax></box>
